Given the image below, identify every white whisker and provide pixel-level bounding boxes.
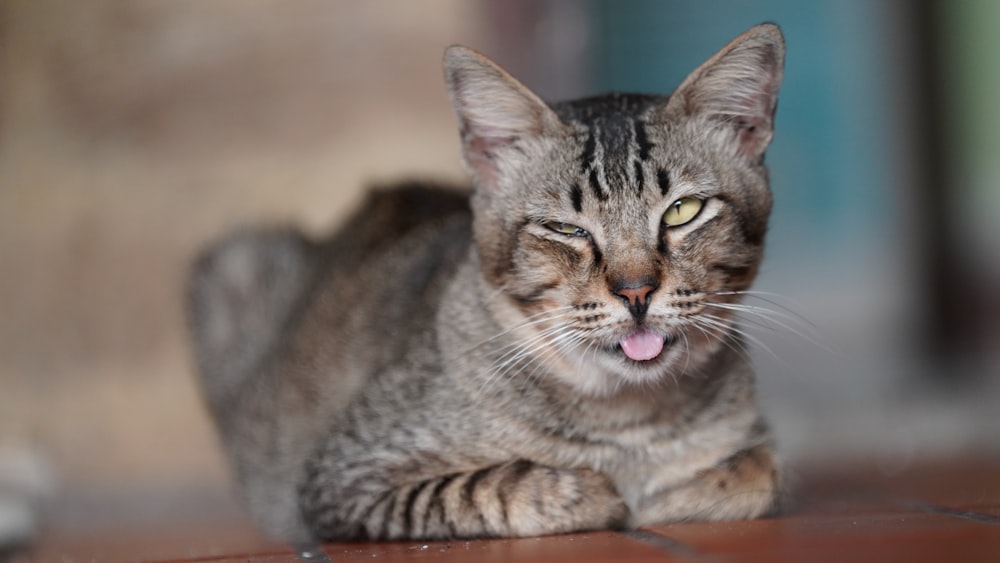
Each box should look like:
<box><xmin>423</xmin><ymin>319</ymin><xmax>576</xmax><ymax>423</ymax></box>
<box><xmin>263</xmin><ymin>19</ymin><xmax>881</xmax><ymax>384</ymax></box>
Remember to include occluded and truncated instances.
<box><xmin>466</xmin><ymin>306</ymin><xmax>576</xmax><ymax>353</ymax></box>
<box><xmin>478</xmin><ymin>319</ymin><xmax>585</xmax><ymax>396</ymax></box>
<box><xmin>675</xmin><ymin>331</ymin><xmax>691</xmax><ymax>384</ymax></box>
<box><xmin>706</xmin><ymin>290</ymin><xmax>817</xmax><ymax>329</ymax></box>
<box><xmin>688</xmin><ymin>318</ymin><xmax>753</xmax><ymax>363</ymax></box>
<box><xmin>702</xmin><ymin>301</ymin><xmax>835</xmax><ymax>354</ymax></box>
<box><xmin>698</xmin><ymin>312</ymin><xmax>783</xmax><ymax>364</ymax></box>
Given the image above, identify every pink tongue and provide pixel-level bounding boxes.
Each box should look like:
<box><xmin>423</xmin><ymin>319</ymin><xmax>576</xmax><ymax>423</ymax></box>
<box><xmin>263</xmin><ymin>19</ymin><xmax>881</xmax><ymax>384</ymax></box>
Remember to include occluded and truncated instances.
<box><xmin>619</xmin><ymin>329</ymin><xmax>664</xmax><ymax>361</ymax></box>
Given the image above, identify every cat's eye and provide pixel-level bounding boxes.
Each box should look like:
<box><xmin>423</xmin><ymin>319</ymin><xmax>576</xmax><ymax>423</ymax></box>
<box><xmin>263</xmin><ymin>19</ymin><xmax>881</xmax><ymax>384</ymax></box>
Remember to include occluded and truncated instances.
<box><xmin>545</xmin><ymin>222</ymin><xmax>589</xmax><ymax>237</ymax></box>
<box><xmin>662</xmin><ymin>197</ymin><xmax>704</xmax><ymax>227</ymax></box>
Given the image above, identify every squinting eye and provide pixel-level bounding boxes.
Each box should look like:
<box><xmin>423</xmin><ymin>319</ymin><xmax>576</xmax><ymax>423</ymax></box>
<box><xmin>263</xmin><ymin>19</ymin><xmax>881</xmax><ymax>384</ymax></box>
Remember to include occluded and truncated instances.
<box><xmin>662</xmin><ymin>197</ymin><xmax>704</xmax><ymax>227</ymax></box>
<box><xmin>545</xmin><ymin>222</ymin><xmax>589</xmax><ymax>237</ymax></box>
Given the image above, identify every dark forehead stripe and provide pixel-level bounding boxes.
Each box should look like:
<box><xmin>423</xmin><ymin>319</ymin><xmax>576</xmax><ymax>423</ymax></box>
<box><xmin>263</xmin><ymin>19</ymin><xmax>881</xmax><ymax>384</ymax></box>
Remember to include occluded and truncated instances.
<box><xmin>554</xmin><ymin>93</ymin><xmax>667</xmax><ymax>200</ymax></box>
<box><xmin>588</xmin><ymin>167</ymin><xmax>607</xmax><ymax>201</ymax></box>
<box><xmin>553</xmin><ymin>92</ymin><xmax>665</xmax><ymax>122</ymax></box>
<box><xmin>633</xmin><ymin>160</ymin><xmax>645</xmax><ymax>195</ymax></box>
<box><xmin>580</xmin><ymin>129</ymin><xmax>596</xmax><ymax>173</ymax></box>
<box><xmin>657</xmin><ymin>169</ymin><xmax>671</xmax><ymax>196</ymax></box>
<box><xmin>599</xmin><ymin>118</ymin><xmax>633</xmax><ymax>198</ymax></box>
<box><xmin>570</xmin><ymin>183</ymin><xmax>583</xmax><ymax>213</ymax></box>
<box><xmin>577</xmin><ymin>125</ymin><xmax>607</xmax><ymax>201</ymax></box>
<box><xmin>634</xmin><ymin>121</ymin><xmax>653</xmax><ymax>161</ymax></box>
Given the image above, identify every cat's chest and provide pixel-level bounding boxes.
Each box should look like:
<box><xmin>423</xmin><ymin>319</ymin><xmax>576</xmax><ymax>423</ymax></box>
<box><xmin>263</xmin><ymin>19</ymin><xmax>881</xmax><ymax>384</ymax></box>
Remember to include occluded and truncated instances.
<box><xmin>498</xmin><ymin>396</ymin><xmax>759</xmax><ymax>506</ymax></box>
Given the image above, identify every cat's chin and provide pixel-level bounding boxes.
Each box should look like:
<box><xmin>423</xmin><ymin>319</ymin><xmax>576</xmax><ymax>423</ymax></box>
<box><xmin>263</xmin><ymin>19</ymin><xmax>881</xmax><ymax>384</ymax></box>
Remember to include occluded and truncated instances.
<box><xmin>563</xmin><ymin>335</ymin><xmax>684</xmax><ymax>397</ymax></box>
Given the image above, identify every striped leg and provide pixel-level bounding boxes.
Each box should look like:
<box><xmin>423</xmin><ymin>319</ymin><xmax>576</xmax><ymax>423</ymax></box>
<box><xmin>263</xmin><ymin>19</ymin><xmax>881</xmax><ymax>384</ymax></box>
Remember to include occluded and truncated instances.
<box><xmin>302</xmin><ymin>459</ymin><xmax>629</xmax><ymax>541</ymax></box>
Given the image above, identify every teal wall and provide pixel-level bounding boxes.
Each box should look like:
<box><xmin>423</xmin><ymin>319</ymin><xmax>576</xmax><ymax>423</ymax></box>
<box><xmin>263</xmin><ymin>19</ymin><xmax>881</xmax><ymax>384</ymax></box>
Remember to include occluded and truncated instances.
<box><xmin>585</xmin><ymin>1</ymin><xmax>902</xmax><ymax>267</ymax></box>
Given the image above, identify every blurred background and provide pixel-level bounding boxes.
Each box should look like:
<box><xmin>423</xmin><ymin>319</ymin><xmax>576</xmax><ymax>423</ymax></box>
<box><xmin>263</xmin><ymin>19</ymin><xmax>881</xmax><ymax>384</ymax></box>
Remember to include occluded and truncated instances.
<box><xmin>1</xmin><ymin>0</ymin><xmax>998</xmax><ymax>543</ymax></box>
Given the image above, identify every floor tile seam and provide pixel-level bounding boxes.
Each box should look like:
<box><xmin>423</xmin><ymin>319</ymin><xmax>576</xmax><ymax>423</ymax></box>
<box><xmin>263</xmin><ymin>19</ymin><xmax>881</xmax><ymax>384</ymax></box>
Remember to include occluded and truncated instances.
<box><xmin>904</xmin><ymin>500</ymin><xmax>1000</xmax><ymax>525</ymax></box>
<box><xmin>619</xmin><ymin>528</ymin><xmax>718</xmax><ymax>561</ymax></box>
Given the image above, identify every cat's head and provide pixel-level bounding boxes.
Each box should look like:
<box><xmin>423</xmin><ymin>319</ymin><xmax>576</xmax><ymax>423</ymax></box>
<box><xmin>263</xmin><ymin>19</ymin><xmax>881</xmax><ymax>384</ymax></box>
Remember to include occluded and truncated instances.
<box><xmin>445</xmin><ymin>24</ymin><xmax>785</xmax><ymax>395</ymax></box>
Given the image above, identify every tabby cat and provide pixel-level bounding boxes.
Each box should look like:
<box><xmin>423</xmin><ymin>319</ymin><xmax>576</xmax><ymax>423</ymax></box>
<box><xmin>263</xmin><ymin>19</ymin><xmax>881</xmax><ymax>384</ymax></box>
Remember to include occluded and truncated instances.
<box><xmin>188</xmin><ymin>23</ymin><xmax>786</xmax><ymax>544</ymax></box>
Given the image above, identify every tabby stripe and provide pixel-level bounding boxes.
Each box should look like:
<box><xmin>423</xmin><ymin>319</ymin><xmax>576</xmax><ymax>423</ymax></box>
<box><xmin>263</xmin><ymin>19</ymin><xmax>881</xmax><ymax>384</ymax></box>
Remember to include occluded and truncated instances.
<box><xmin>583</xmin><ymin>125</ymin><xmax>609</xmax><ymax>201</ymax></box>
<box><xmin>571</xmin><ymin>183</ymin><xmax>583</xmax><ymax>213</ymax></box>
<box><xmin>657</xmin><ymin>234</ymin><xmax>669</xmax><ymax>257</ymax></box>
<box><xmin>460</xmin><ymin>466</ymin><xmax>494</xmax><ymax>535</ymax></box>
<box><xmin>512</xmin><ymin>282</ymin><xmax>559</xmax><ymax>306</ymax></box>
<box><xmin>423</xmin><ymin>472</ymin><xmax>461</xmax><ymax>537</ymax></box>
<box><xmin>657</xmin><ymin>168</ymin><xmax>671</xmax><ymax>196</ymax></box>
<box><xmin>634</xmin><ymin>120</ymin><xmax>653</xmax><ymax>160</ymax></box>
<box><xmin>633</xmin><ymin>160</ymin><xmax>645</xmax><ymax>195</ymax></box>
<box><xmin>590</xmin><ymin>239</ymin><xmax>603</xmax><ymax>267</ymax></box>
<box><xmin>351</xmin><ymin>488</ymin><xmax>391</xmax><ymax>540</ymax></box>
<box><xmin>580</xmin><ymin>128</ymin><xmax>596</xmax><ymax>172</ymax></box>
<box><xmin>717</xmin><ymin>196</ymin><xmax>765</xmax><ymax>246</ymax></box>
<box><xmin>378</xmin><ymin>486</ymin><xmax>400</xmax><ymax>540</ymax></box>
<box><xmin>462</xmin><ymin>466</ymin><xmax>494</xmax><ymax>508</ymax></box>
<box><xmin>497</xmin><ymin>460</ymin><xmax>535</xmax><ymax>529</ymax></box>
<box><xmin>588</xmin><ymin>167</ymin><xmax>608</xmax><ymax>201</ymax></box>
<box><xmin>710</xmin><ymin>263</ymin><xmax>752</xmax><ymax>282</ymax></box>
<box><xmin>402</xmin><ymin>479</ymin><xmax>432</xmax><ymax>538</ymax></box>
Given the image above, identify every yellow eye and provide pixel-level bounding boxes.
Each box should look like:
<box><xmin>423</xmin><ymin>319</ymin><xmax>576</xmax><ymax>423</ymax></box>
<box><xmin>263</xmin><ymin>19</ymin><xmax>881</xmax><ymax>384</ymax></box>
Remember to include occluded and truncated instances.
<box><xmin>546</xmin><ymin>222</ymin><xmax>589</xmax><ymax>237</ymax></box>
<box><xmin>662</xmin><ymin>197</ymin><xmax>703</xmax><ymax>227</ymax></box>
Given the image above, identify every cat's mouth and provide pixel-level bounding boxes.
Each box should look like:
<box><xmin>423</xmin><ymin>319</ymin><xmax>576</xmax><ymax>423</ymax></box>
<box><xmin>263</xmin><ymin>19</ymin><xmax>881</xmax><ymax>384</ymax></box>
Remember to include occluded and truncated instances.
<box><xmin>617</xmin><ymin>329</ymin><xmax>676</xmax><ymax>362</ymax></box>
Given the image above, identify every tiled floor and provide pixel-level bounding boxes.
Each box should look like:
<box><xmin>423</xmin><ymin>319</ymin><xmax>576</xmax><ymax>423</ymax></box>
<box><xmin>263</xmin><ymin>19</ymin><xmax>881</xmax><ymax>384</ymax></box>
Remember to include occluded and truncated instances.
<box><xmin>16</xmin><ymin>456</ymin><xmax>1000</xmax><ymax>562</ymax></box>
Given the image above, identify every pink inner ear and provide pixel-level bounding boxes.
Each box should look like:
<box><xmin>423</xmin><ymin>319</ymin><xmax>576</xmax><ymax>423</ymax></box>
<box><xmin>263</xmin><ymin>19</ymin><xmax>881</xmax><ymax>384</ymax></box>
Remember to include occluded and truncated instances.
<box><xmin>734</xmin><ymin>115</ymin><xmax>772</xmax><ymax>159</ymax></box>
<box><xmin>464</xmin><ymin>135</ymin><xmax>514</xmax><ymax>190</ymax></box>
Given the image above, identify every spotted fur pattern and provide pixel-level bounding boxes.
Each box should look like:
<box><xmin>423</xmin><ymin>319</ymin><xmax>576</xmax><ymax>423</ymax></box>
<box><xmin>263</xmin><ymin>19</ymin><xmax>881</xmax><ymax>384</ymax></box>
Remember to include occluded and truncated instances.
<box><xmin>188</xmin><ymin>24</ymin><xmax>786</xmax><ymax>543</ymax></box>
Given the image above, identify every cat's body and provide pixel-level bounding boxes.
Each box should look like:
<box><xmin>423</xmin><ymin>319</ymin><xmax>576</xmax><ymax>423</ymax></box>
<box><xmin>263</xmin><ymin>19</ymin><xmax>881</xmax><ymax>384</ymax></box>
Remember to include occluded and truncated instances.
<box><xmin>188</xmin><ymin>24</ymin><xmax>786</xmax><ymax>543</ymax></box>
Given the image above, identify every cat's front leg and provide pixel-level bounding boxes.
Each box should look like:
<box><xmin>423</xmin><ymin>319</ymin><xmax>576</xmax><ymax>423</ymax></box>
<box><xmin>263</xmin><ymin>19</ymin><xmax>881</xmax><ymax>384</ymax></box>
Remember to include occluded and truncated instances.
<box><xmin>633</xmin><ymin>444</ymin><xmax>781</xmax><ymax>525</ymax></box>
<box><xmin>301</xmin><ymin>459</ymin><xmax>629</xmax><ymax>540</ymax></box>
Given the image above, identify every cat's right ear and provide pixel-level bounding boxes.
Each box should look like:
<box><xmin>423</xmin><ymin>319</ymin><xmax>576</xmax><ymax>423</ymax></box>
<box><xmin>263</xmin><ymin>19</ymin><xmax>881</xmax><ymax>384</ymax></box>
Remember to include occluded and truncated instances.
<box><xmin>663</xmin><ymin>24</ymin><xmax>785</xmax><ymax>162</ymax></box>
<box><xmin>444</xmin><ymin>46</ymin><xmax>562</xmax><ymax>191</ymax></box>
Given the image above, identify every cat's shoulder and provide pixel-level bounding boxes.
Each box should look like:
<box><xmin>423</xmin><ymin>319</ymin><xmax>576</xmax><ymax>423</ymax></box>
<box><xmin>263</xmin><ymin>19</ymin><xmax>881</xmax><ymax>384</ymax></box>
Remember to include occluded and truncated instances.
<box><xmin>325</xmin><ymin>181</ymin><xmax>471</xmax><ymax>257</ymax></box>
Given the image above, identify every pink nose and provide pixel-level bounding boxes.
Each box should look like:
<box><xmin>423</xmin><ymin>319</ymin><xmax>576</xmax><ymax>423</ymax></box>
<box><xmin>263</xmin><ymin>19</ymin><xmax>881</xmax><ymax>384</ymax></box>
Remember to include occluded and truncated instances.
<box><xmin>615</xmin><ymin>284</ymin><xmax>656</xmax><ymax>306</ymax></box>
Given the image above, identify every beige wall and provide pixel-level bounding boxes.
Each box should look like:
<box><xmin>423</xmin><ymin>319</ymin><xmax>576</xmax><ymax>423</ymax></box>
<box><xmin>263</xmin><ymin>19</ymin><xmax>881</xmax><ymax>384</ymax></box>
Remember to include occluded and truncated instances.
<box><xmin>0</xmin><ymin>1</ymin><xmax>486</xmax><ymax>499</ymax></box>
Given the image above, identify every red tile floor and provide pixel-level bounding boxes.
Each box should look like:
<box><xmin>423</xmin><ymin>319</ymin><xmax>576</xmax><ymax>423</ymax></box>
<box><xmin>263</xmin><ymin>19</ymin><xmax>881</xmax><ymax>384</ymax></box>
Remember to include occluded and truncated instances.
<box><xmin>15</xmin><ymin>456</ymin><xmax>1000</xmax><ymax>562</ymax></box>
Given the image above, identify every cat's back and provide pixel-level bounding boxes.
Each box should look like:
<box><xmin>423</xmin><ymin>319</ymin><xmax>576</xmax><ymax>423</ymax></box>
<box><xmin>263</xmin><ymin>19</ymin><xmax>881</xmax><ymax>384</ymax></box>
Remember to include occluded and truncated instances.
<box><xmin>320</xmin><ymin>182</ymin><xmax>471</xmax><ymax>276</ymax></box>
<box><xmin>319</xmin><ymin>182</ymin><xmax>472</xmax><ymax>317</ymax></box>
<box><xmin>188</xmin><ymin>182</ymin><xmax>472</xmax><ymax>411</ymax></box>
<box><xmin>306</xmin><ymin>182</ymin><xmax>473</xmax><ymax>353</ymax></box>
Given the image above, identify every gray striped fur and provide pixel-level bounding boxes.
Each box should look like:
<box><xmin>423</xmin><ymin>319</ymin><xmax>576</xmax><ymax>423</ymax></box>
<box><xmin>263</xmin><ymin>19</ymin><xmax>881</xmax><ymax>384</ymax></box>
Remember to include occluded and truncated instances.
<box><xmin>188</xmin><ymin>24</ymin><xmax>786</xmax><ymax>543</ymax></box>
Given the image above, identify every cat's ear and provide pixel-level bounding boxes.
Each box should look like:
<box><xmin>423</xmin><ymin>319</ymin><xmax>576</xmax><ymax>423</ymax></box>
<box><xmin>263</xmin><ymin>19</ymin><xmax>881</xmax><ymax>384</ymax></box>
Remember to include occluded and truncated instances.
<box><xmin>664</xmin><ymin>24</ymin><xmax>785</xmax><ymax>161</ymax></box>
<box><xmin>444</xmin><ymin>46</ymin><xmax>563</xmax><ymax>189</ymax></box>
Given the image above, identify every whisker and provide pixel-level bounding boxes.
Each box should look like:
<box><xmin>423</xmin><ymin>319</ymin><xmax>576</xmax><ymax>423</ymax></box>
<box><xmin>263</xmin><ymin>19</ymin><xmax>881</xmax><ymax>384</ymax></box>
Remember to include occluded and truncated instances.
<box><xmin>702</xmin><ymin>302</ymin><xmax>836</xmax><ymax>354</ymax></box>
<box><xmin>479</xmin><ymin>322</ymin><xmax>583</xmax><ymax>395</ymax></box>
<box><xmin>675</xmin><ymin>331</ymin><xmax>691</xmax><ymax>384</ymax></box>
<box><xmin>487</xmin><ymin>322</ymin><xmax>571</xmax><ymax>369</ymax></box>
<box><xmin>706</xmin><ymin>290</ymin><xmax>817</xmax><ymax>329</ymax></box>
<box><xmin>698</xmin><ymin>312</ymin><xmax>784</xmax><ymax>365</ymax></box>
<box><xmin>514</xmin><ymin>327</ymin><xmax>581</xmax><ymax>389</ymax></box>
<box><xmin>466</xmin><ymin>306</ymin><xmax>576</xmax><ymax>353</ymax></box>
<box><xmin>480</xmin><ymin>330</ymin><xmax>555</xmax><ymax>394</ymax></box>
<box><xmin>704</xmin><ymin>300</ymin><xmax>814</xmax><ymax>332</ymax></box>
<box><xmin>487</xmin><ymin>319</ymin><xmax>565</xmax><ymax>355</ymax></box>
<box><xmin>688</xmin><ymin>319</ymin><xmax>754</xmax><ymax>364</ymax></box>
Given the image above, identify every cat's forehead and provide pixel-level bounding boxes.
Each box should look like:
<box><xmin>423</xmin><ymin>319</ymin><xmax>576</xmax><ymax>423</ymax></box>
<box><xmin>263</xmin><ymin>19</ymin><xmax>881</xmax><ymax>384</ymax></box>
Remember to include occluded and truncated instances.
<box><xmin>551</xmin><ymin>92</ymin><xmax>667</xmax><ymax>124</ymax></box>
<box><xmin>549</xmin><ymin>93</ymin><xmax>679</xmax><ymax>182</ymax></box>
<box><xmin>547</xmin><ymin>93</ymin><xmax>677</xmax><ymax>207</ymax></box>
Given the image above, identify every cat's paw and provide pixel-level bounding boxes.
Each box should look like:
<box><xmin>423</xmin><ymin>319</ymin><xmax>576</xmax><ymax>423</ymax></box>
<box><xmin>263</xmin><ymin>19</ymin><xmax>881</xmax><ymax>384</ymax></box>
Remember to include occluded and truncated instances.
<box><xmin>503</xmin><ymin>464</ymin><xmax>629</xmax><ymax>537</ymax></box>
<box><xmin>634</xmin><ymin>444</ymin><xmax>780</xmax><ymax>525</ymax></box>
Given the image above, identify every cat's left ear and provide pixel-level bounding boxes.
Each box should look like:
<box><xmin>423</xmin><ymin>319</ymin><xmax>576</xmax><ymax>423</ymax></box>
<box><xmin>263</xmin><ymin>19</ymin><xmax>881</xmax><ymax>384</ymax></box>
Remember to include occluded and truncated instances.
<box><xmin>663</xmin><ymin>23</ymin><xmax>785</xmax><ymax>161</ymax></box>
<box><xmin>444</xmin><ymin>46</ymin><xmax>564</xmax><ymax>190</ymax></box>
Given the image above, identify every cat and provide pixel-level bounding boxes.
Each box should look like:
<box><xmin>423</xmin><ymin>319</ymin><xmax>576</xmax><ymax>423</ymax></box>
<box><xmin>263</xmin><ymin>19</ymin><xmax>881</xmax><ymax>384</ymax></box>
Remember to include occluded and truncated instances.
<box><xmin>187</xmin><ymin>23</ymin><xmax>785</xmax><ymax>544</ymax></box>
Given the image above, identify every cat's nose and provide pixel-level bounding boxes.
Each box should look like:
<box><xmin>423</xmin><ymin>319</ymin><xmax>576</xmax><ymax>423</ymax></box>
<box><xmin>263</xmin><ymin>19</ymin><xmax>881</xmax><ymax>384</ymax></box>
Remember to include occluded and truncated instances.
<box><xmin>613</xmin><ymin>282</ymin><xmax>658</xmax><ymax>319</ymax></box>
